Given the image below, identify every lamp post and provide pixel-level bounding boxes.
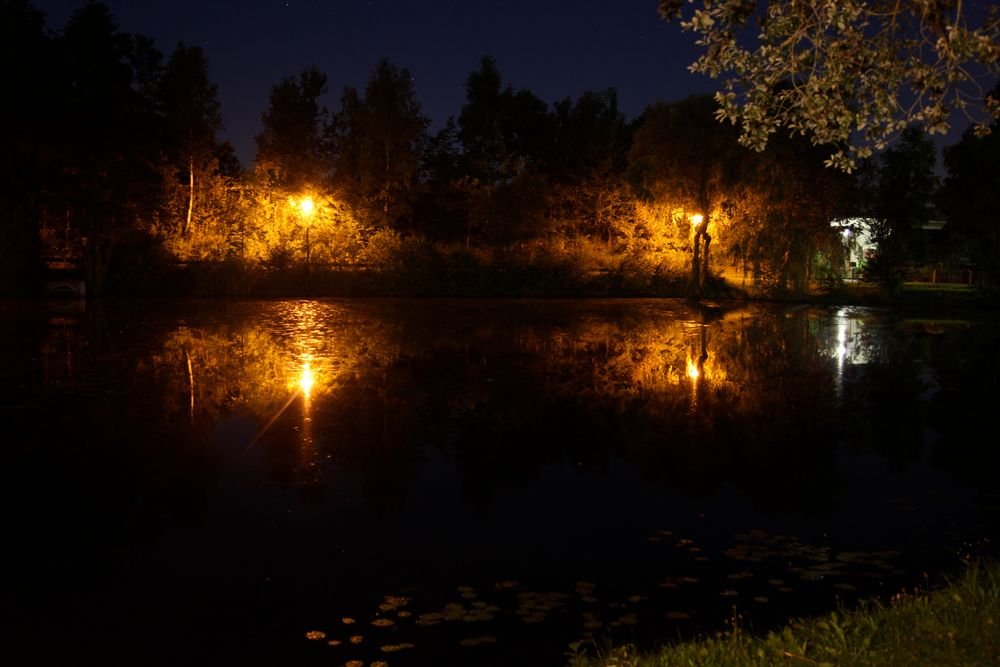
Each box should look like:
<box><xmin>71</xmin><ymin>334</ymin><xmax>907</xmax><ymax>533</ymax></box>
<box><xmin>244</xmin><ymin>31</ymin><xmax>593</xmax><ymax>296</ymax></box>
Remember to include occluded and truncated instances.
<box><xmin>295</xmin><ymin>196</ymin><xmax>315</xmax><ymax>268</ymax></box>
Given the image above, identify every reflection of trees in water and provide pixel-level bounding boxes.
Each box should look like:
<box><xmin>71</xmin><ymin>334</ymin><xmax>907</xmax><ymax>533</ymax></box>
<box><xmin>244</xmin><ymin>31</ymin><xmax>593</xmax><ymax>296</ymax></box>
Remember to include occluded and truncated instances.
<box><xmin>137</xmin><ymin>301</ymin><xmax>998</xmax><ymax>519</ymax></box>
<box><xmin>518</xmin><ymin>305</ymin><xmax>845</xmax><ymax>514</ymax></box>
<box><xmin>146</xmin><ymin>327</ymin><xmax>294</xmax><ymax>421</ymax></box>
<box><xmin>138</xmin><ymin>302</ymin><xmax>855</xmax><ymax>516</ymax></box>
<box><xmin>8</xmin><ymin>305</ymin><xmax>216</xmax><ymax>586</ymax></box>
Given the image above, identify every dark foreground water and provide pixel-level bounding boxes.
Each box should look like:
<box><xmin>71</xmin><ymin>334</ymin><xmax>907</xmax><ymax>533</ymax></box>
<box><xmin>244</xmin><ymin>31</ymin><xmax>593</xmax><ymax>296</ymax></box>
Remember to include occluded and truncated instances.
<box><xmin>2</xmin><ymin>297</ymin><xmax>998</xmax><ymax>666</ymax></box>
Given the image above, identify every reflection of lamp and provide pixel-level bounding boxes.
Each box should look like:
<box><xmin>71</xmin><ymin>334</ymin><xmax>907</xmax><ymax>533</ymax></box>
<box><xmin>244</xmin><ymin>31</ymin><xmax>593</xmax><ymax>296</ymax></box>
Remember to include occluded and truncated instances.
<box><xmin>299</xmin><ymin>362</ymin><xmax>315</xmax><ymax>398</ymax></box>
<box><xmin>686</xmin><ymin>356</ymin><xmax>700</xmax><ymax>380</ymax></box>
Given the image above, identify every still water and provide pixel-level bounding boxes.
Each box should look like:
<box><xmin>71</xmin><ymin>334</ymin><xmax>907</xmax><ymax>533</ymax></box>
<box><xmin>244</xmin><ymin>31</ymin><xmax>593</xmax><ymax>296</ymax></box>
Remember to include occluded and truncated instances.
<box><xmin>2</xmin><ymin>298</ymin><xmax>998</xmax><ymax>665</ymax></box>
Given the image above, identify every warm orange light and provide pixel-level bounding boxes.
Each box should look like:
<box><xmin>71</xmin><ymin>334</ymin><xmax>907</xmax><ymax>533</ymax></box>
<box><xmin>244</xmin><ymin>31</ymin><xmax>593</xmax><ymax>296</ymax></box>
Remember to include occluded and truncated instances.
<box><xmin>299</xmin><ymin>196</ymin><xmax>314</xmax><ymax>216</ymax></box>
<box><xmin>299</xmin><ymin>362</ymin><xmax>315</xmax><ymax>397</ymax></box>
<box><xmin>690</xmin><ymin>213</ymin><xmax>704</xmax><ymax>226</ymax></box>
<box><xmin>686</xmin><ymin>356</ymin><xmax>700</xmax><ymax>380</ymax></box>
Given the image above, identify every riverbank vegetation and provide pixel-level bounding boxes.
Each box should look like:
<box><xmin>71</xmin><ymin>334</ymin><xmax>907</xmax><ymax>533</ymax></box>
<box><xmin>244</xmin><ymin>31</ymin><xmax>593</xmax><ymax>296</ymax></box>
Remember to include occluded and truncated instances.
<box><xmin>2</xmin><ymin>1</ymin><xmax>999</xmax><ymax>301</ymax></box>
<box><xmin>568</xmin><ymin>559</ymin><xmax>1000</xmax><ymax>667</ymax></box>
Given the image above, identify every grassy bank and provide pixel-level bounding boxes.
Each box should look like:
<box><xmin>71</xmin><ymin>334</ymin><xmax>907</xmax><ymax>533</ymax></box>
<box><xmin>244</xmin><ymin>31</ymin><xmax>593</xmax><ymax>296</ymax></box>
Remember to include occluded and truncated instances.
<box><xmin>568</xmin><ymin>560</ymin><xmax>1000</xmax><ymax>667</ymax></box>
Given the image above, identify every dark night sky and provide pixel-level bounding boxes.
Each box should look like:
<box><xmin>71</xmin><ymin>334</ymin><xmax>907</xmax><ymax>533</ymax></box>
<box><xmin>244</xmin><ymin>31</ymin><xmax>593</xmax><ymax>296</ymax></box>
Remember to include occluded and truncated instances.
<box><xmin>31</xmin><ymin>0</ymin><xmax>715</xmax><ymax>167</ymax></box>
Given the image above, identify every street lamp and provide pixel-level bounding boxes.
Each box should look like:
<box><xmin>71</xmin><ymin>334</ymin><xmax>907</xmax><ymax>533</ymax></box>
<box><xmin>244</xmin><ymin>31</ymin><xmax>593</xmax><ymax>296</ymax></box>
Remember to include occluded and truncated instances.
<box><xmin>292</xmin><ymin>196</ymin><xmax>315</xmax><ymax>268</ymax></box>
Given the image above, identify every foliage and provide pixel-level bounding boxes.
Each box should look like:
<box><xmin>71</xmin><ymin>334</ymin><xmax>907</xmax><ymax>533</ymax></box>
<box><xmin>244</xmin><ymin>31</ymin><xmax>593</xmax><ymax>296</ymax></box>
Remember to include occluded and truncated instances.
<box><xmin>6</xmin><ymin>2</ymin><xmax>999</xmax><ymax>297</ymax></box>
<box><xmin>867</xmin><ymin>126</ymin><xmax>940</xmax><ymax>289</ymax></box>
<box><xmin>48</xmin><ymin>1</ymin><xmax>166</xmax><ymax>294</ymax></box>
<box><xmin>547</xmin><ymin>89</ymin><xmax>634</xmax><ymax>245</ymax></box>
<box><xmin>455</xmin><ymin>56</ymin><xmax>554</xmax><ymax>246</ymax></box>
<box><xmin>157</xmin><ymin>43</ymin><xmax>229</xmax><ymax>241</ymax></box>
<box><xmin>458</xmin><ymin>56</ymin><xmax>553</xmax><ymax>186</ymax></box>
<box><xmin>629</xmin><ymin>94</ymin><xmax>745</xmax><ymax>295</ymax></box>
<box><xmin>659</xmin><ymin>0</ymin><xmax>1000</xmax><ymax>172</ymax></box>
<box><xmin>329</xmin><ymin>58</ymin><xmax>429</xmax><ymax>229</ymax></box>
<box><xmin>255</xmin><ymin>66</ymin><xmax>329</xmax><ymax>191</ymax></box>
<box><xmin>729</xmin><ymin>130</ymin><xmax>853</xmax><ymax>292</ymax></box>
<box><xmin>0</xmin><ymin>0</ymin><xmax>49</xmax><ymax>293</ymax></box>
<box><xmin>940</xmin><ymin>100</ymin><xmax>1000</xmax><ymax>283</ymax></box>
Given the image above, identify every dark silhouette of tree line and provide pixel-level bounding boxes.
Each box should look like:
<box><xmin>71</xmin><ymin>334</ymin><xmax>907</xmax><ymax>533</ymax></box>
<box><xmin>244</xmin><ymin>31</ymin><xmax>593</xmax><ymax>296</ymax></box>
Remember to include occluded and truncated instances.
<box><xmin>1</xmin><ymin>0</ymin><xmax>996</xmax><ymax>297</ymax></box>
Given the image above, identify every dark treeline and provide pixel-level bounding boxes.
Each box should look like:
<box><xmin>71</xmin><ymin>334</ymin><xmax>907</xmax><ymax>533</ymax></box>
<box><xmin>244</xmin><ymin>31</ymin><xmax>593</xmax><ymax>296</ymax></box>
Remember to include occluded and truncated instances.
<box><xmin>2</xmin><ymin>0</ymin><xmax>997</xmax><ymax>298</ymax></box>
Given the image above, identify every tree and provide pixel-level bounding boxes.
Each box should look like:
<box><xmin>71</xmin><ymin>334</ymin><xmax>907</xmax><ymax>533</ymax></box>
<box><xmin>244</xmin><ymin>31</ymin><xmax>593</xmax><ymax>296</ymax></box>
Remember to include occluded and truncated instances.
<box><xmin>940</xmin><ymin>98</ymin><xmax>1000</xmax><ymax>284</ymax></box>
<box><xmin>255</xmin><ymin>66</ymin><xmax>329</xmax><ymax>192</ymax></box>
<box><xmin>867</xmin><ymin>126</ymin><xmax>939</xmax><ymax>288</ymax></box>
<box><xmin>548</xmin><ymin>89</ymin><xmax>633</xmax><ymax>245</ymax></box>
<box><xmin>158</xmin><ymin>43</ymin><xmax>225</xmax><ymax>238</ymax></box>
<box><xmin>329</xmin><ymin>58</ymin><xmax>429</xmax><ymax>229</ymax></box>
<box><xmin>729</xmin><ymin>131</ymin><xmax>853</xmax><ymax>291</ymax></box>
<box><xmin>456</xmin><ymin>56</ymin><xmax>553</xmax><ymax>245</ymax></box>
<box><xmin>659</xmin><ymin>0</ymin><xmax>1000</xmax><ymax>172</ymax></box>
<box><xmin>52</xmin><ymin>1</ymin><xmax>165</xmax><ymax>294</ymax></box>
<box><xmin>0</xmin><ymin>0</ymin><xmax>51</xmax><ymax>293</ymax></box>
<box><xmin>412</xmin><ymin>118</ymin><xmax>476</xmax><ymax>243</ymax></box>
<box><xmin>629</xmin><ymin>94</ymin><xmax>744</xmax><ymax>296</ymax></box>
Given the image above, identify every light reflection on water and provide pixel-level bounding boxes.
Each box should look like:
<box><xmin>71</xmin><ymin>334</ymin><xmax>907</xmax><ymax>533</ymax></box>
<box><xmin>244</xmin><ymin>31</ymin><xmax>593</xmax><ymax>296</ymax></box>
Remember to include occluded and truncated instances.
<box><xmin>5</xmin><ymin>298</ymin><xmax>999</xmax><ymax>665</ymax></box>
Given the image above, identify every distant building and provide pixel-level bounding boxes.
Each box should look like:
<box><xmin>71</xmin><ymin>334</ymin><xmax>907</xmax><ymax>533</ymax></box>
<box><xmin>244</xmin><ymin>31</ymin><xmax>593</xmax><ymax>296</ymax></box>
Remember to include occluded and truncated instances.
<box><xmin>830</xmin><ymin>218</ymin><xmax>877</xmax><ymax>279</ymax></box>
<box><xmin>830</xmin><ymin>216</ymin><xmax>949</xmax><ymax>280</ymax></box>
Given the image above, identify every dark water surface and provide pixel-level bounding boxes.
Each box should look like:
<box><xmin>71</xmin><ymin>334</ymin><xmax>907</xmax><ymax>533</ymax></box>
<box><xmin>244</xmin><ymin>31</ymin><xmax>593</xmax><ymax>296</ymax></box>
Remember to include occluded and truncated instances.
<box><xmin>2</xmin><ymin>298</ymin><xmax>998</xmax><ymax>666</ymax></box>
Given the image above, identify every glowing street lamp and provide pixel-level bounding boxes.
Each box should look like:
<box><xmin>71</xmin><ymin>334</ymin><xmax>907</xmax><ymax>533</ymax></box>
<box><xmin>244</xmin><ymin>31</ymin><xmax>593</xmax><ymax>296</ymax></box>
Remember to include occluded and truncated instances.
<box><xmin>292</xmin><ymin>195</ymin><xmax>315</xmax><ymax>267</ymax></box>
<box><xmin>690</xmin><ymin>213</ymin><xmax>704</xmax><ymax>226</ymax></box>
<box><xmin>299</xmin><ymin>196</ymin><xmax>314</xmax><ymax>217</ymax></box>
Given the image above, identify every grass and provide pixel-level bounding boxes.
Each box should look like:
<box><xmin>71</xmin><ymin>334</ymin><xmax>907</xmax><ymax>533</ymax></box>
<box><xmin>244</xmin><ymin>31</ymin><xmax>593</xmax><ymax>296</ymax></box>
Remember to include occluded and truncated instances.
<box><xmin>901</xmin><ymin>282</ymin><xmax>977</xmax><ymax>293</ymax></box>
<box><xmin>567</xmin><ymin>560</ymin><xmax>1000</xmax><ymax>667</ymax></box>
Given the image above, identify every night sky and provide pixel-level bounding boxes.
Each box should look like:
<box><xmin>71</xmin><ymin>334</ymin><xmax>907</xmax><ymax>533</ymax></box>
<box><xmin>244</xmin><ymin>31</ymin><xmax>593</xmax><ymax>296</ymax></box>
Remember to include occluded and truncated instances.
<box><xmin>31</xmin><ymin>0</ymin><xmax>714</xmax><ymax>167</ymax></box>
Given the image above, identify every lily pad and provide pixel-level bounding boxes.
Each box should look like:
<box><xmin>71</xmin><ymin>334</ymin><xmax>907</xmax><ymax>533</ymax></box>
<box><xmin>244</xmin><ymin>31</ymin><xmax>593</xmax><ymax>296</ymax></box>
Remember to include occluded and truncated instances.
<box><xmin>380</xmin><ymin>643</ymin><xmax>415</xmax><ymax>652</ymax></box>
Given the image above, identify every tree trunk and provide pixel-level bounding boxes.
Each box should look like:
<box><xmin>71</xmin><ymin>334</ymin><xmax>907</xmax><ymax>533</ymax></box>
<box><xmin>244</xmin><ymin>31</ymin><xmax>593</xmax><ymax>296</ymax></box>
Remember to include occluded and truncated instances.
<box><xmin>701</xmin><ymin>231</ymin><xmax>712</xmax><ymax>290</ymax></box>
<box><xmin>185</xmin><ymin>347</ymin><xmax>195</xmax><ymax>424</ymax></box>
<box><xmin>690</xmin><ymin>214</ymin><xmax>710</xmax><ymax>298</ymax></box>
<box><xmin>185</xmin><ymin>156</ymin><xmax>195</xmax><ymax>236</ymax></box>
<box><xmin>691</xmin><ymin>231</ymin><xmax>702</xmax><ymax>295</ymax></box>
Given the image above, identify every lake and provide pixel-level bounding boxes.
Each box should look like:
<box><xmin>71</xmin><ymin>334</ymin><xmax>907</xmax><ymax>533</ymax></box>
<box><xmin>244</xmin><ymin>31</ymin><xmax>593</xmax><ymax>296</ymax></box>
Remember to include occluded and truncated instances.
<box><xmin>2</xmin><ymin>297</ymin><xmax>998</xmax><ymax>666</ymax></box>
